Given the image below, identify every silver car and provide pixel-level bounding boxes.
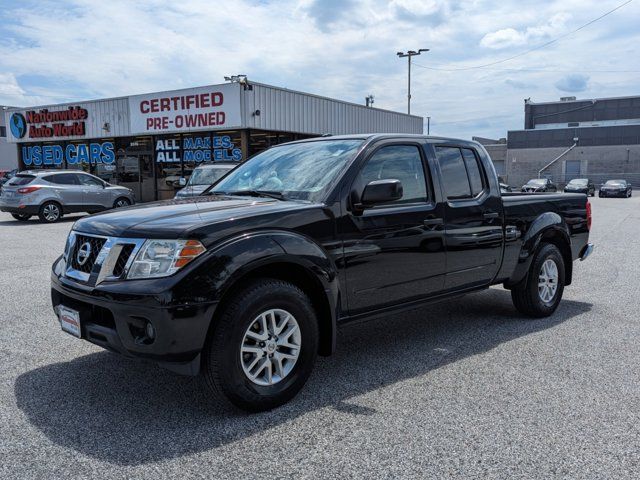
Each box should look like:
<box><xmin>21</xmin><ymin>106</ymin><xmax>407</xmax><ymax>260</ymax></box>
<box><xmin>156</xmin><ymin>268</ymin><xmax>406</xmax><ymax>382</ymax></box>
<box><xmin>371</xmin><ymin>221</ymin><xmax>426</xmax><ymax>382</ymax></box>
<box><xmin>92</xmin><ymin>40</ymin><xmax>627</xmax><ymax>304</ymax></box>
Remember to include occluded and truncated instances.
<box><xmin>174</xmin><ymin>162</ymin><xmax>238</xmax><ymax>198</ymax></box>
<box><xmin>0</xmin><ymin>170</ymin><xmax>135</xmax><ymax>223</ymax></box>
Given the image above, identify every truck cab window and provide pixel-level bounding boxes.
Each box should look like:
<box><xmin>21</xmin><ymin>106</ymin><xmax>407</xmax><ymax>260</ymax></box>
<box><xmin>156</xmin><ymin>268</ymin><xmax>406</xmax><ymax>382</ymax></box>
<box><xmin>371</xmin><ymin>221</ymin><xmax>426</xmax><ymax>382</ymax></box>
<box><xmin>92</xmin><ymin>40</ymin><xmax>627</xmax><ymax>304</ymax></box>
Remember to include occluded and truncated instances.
<box><xmin>461</xmin><ymin>148</ymin><xmax>486</xmax><ymax>196</ymax></box>
<box><xmin>435</xmin><ymin>146</ymin><xmax>471</xmax><ymax>199</ymax></box>
<box><xmin>357</xmin><ymin>145</ymin><xmax>428</xmax><ymax>204</ymax></box>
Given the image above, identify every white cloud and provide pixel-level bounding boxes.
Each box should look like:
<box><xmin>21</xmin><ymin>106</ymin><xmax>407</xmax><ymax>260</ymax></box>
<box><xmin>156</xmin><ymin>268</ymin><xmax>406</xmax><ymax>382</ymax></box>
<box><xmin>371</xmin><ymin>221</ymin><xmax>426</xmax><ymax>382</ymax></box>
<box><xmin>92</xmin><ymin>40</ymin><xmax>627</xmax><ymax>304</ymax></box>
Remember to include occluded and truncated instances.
<box><xmin>480</xmin><ymin>12</ymin><xmax>571</xmax><ymax>49</ymax></box>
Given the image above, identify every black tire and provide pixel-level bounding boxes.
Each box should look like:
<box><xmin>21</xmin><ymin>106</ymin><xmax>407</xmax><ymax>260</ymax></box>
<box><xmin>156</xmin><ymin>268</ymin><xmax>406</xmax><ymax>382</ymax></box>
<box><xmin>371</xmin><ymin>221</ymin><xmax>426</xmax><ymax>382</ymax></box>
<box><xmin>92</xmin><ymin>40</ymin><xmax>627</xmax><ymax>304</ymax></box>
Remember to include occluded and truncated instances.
<box><xmin>38</xmin><ymin>202</ymin><xmax>62</xmax><ymax>223</ymax></box>
<box><xmin>11</xmin><ymin>213</ymin><xmax>31</xmax><ymax>221</ymax></box>
<box><xmin>113</xmin><ymin>197</ymin><xmax>131</xmax><ymax>208</ymax></box>
<box><xmin>511</xmin><ymin>243</ymin><xmax>565</xmax><ymax>318</ymax></box>
<box><xmin>203</xmin><ymin>278</ymin><xmax>319</xmax><ymax>412</ymax></box>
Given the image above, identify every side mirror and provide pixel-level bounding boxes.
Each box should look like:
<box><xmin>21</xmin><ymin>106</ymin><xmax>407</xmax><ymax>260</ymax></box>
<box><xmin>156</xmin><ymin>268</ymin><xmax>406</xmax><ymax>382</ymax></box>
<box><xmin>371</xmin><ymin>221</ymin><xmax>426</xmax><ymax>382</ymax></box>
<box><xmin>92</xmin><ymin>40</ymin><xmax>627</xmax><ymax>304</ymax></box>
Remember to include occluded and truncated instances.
<box><xmin>359</xmin><ymin>179</ymin><xmax>403</xmax><ymax>208</ymax></box>
<box><xmin>178</xmin><ymin>177</ymin><xmax>187</xmax><ymax>187</ymax></box>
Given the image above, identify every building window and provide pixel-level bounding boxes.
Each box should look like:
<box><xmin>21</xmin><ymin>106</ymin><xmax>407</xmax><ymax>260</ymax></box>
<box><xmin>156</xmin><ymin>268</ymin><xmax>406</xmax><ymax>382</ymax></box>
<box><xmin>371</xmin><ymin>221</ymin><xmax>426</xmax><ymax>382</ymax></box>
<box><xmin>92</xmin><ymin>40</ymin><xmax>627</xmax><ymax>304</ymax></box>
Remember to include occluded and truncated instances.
<box><xmin>0</xmin><ymin>126</ymin><xmax>6</xmax><ymax>137</ymax></box>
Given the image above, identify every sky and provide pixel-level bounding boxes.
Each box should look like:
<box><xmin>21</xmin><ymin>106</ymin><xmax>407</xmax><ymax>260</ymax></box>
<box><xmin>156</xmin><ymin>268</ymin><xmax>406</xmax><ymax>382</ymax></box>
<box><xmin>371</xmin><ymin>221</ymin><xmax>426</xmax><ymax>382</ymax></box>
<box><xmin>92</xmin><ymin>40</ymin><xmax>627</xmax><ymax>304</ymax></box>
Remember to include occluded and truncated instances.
<box><xmin>0</xmin><ymin>0</ymin><xmax>639</xmax><ymax>139</ymax></box>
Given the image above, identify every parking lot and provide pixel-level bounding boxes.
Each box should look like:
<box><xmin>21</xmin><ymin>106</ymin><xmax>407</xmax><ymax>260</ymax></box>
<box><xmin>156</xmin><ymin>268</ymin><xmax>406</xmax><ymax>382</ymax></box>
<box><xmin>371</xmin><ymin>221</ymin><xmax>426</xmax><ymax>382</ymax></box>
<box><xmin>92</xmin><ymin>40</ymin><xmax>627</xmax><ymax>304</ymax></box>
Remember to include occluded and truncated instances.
<box><xmin>1</xmin><ymin>195</ymin><xmax>638</xmax><ymax>479</ymax></box>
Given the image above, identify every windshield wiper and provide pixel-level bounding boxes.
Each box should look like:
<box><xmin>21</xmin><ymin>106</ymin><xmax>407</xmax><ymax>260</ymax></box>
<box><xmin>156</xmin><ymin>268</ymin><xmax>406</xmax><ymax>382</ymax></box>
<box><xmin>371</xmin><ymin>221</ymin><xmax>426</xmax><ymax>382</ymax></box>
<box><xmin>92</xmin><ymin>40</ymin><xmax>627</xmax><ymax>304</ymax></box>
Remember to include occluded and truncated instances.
<box><xmin>219</xmin><ymin>190</ymin><xmax>288</xmax><ymax>201</ymax></box>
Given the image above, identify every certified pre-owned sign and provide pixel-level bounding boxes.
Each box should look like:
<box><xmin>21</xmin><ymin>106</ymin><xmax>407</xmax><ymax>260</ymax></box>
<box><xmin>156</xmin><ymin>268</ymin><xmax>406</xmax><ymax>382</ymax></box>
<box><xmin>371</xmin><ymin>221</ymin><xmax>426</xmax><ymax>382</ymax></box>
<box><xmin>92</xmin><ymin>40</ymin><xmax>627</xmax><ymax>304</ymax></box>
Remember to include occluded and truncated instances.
<box><xmin>128</xmin><ymin>84</ymin><xmax>242</xmax><ymax>135</ymax></box>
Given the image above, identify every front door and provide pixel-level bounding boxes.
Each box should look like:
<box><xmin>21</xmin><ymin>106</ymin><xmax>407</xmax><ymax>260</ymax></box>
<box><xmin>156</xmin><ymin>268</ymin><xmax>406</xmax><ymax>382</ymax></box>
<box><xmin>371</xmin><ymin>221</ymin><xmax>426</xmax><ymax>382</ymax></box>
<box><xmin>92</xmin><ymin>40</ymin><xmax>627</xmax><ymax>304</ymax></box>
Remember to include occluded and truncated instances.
<box><xmin>341</xmin><ymin>142</ymin><xmax>446</xmax><ymax>315</ymax></box>
<box><xmin>431</xmin><ymin>145</ymin><xmax>503</xmax><ymax>290</ymax></box>
<box><xmin>77</xmin><ymin>173</ymin><xmax>109</xmax><ymax>209</ymax></box>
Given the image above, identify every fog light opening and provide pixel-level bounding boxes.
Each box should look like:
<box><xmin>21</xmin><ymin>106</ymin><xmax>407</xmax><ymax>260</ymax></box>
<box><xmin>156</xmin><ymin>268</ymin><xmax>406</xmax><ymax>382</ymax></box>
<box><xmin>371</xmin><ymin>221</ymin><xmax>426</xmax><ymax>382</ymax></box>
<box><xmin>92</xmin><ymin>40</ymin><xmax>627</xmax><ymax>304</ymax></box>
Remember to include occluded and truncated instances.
<box><xmin>145</xmin><ymin>321</ymin><xmax>156</xmax><ymax>341</ymax></box>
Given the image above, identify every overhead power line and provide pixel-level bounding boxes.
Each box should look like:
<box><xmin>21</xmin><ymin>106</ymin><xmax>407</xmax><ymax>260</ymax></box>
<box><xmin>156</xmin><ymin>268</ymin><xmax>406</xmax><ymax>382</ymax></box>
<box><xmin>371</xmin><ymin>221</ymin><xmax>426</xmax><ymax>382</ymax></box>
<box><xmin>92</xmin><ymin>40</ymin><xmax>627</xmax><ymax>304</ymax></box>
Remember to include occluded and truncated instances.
<box><xmin>413</xmin><ymin>0</ymin><xmax>635</xmax><ymax>72</ymax></box>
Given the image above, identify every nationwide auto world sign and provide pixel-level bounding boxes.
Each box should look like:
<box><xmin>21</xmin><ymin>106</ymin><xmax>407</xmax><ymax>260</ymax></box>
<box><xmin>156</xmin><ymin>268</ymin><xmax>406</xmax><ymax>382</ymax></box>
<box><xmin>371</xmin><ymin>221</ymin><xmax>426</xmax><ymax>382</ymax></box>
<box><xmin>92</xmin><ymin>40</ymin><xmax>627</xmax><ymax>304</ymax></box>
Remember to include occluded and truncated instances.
<box><xmin>128</xmin><ymin>84</ymin><xmax>242</xmax><ymax>135</ymax></box>
<box><xmin>7</xmin><ymin>106</ymin><xmax>88</xmax><ymax>141</ymax></box>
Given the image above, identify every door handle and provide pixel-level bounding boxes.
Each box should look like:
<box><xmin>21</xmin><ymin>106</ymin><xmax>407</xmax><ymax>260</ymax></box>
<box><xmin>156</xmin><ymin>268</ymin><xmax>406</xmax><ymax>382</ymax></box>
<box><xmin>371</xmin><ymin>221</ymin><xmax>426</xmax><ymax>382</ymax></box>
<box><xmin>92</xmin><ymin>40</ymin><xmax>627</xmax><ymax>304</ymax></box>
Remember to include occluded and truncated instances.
<box><xmin>423</xmin><ymin>218</ymin><xmax>444</xmax><ymax>227</ymax></box>
<box><xmin>483</xmin><ymin>212</ymin><xmax>499</xmax><ymax>220</ymax></box>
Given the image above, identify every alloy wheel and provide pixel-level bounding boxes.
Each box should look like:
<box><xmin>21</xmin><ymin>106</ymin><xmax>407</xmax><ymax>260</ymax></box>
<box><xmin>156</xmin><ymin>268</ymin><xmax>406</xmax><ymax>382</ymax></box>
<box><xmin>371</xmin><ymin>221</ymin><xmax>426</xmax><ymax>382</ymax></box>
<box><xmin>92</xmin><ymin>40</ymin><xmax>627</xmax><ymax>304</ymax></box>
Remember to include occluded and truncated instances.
<box><xmin>43</xmin><ymin>204</ymin><xmax>60</xmax><ymax>222</ymax></box>
<box><xmin>538</xmin><ymin>258</ymin><xmax>558</xmax><ymax>303</ymax></box>
<box><xmin>240</xmin><ymin>308</ymin><xmax>301</xmax><ymax>386</ymax></box>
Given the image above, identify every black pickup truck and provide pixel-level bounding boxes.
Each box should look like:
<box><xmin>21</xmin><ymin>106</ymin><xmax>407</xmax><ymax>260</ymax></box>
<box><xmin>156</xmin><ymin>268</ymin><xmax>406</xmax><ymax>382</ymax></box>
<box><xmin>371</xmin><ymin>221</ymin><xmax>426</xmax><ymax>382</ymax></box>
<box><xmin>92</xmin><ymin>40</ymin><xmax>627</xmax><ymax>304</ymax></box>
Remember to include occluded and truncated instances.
<box><xmin>51</xmin><ymin>134</ymin><xmax>593</xmax><ymax>411</ymax></box>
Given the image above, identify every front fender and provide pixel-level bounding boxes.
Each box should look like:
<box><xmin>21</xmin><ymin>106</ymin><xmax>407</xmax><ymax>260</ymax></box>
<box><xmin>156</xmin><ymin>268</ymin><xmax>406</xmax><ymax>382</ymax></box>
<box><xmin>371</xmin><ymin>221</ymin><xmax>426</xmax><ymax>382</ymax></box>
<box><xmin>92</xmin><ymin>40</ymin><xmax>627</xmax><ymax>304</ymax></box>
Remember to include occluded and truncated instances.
<box><xmin>505</xmin><ymin>212</ymin><xmax>571</xmax><ymax>287</ymax></box>
<box><xmin>174</xmin><ymin>230</ymin><xmax>340</xmax><ymax>355</ymax></box>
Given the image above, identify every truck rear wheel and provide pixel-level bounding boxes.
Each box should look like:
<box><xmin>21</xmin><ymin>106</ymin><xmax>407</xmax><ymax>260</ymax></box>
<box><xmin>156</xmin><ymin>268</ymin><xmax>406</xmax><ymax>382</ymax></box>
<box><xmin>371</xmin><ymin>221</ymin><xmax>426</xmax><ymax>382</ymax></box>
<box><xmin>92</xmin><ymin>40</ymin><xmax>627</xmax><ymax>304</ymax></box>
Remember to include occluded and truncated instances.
<box><xmin>203</xmin><ymin>278</ymin><xmax>319</xmax><ymax>412</ymax></box>
<box><xmin>511</xmin><ymin>243</ymin><xmax>565</xmax><ymax>318</ymax></box>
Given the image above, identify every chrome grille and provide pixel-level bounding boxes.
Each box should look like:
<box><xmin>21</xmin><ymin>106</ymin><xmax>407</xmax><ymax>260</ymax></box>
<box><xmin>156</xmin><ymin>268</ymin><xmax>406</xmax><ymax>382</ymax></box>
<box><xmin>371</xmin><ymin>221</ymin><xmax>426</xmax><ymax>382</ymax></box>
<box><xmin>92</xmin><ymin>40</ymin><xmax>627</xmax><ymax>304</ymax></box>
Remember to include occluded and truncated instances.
<box><xmin>69</xmin><ymin>235</ymin><xmax>106</xmax><ymax>273</ymax></box>
<box><xmin>112</xmin><ymin>244</ymin><xmax>136</xmax><ymax>278</ymax></box>
<box><xmin>64</xmin><ymin>232</ymin><xmax>145</xmax><ymax>285</ymax></box>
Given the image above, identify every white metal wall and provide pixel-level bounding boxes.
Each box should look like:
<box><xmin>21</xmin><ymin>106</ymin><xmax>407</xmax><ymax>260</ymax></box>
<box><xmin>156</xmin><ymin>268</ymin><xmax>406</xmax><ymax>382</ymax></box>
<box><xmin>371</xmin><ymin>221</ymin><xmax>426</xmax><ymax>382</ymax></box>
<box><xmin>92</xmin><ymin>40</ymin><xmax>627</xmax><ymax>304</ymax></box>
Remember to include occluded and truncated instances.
<box><xmin>242</xmin><ymin>83</ymin><xmax>423</xmax><ymax>135</ymax></box>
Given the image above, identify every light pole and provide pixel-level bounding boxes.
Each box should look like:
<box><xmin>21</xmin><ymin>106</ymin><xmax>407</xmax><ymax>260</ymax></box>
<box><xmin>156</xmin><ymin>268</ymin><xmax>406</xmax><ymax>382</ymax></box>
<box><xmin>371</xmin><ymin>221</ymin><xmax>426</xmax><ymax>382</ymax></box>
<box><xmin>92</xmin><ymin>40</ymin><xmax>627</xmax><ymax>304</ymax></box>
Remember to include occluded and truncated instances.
<box><xmin>397</xmin><ymin>49</ymin><xmax>428</xmax><ymax>115</ymax></box>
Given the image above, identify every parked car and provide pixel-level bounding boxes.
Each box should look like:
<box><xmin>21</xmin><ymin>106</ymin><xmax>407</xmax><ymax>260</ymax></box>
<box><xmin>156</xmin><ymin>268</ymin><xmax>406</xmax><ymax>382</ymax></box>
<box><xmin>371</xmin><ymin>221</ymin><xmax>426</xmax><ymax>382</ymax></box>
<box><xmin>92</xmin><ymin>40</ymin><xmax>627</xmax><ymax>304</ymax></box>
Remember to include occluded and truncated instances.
<box><xmin>0</xmin><ymin>168</ymin><xmax>18</xmax><ymax>190</ymax></box>
<box><xmin>599</xmin><ymin>179</ymin><xmax>632</xmax><ymax>198</ymax></box>
<box><xmin>564</xmin><ymin>178</ymin><xmax>595</xmax><ymax>196</ymax></box>
<box><xmin>50</xmin><ymin>134</ymin><xmax>592</xmax><ymax>411</ymax></box>
<box><xmin>174</xmin><ymin>162</ymin><xmax>238</xmax><ymax>198</ymax></box>
<box><xmin>0</xmin><ymin>170</ymin><xmax>135</xmax><ymax>222</ymax></box>
<box><xmin>521</xmin><ymin>178</ymin><xmax>557</xmax><ymax>192</ymax></box>
<box><xmin>499</xmin><ymin>182</ymin><xmax>513</xmax><ymax>193</ymax></box>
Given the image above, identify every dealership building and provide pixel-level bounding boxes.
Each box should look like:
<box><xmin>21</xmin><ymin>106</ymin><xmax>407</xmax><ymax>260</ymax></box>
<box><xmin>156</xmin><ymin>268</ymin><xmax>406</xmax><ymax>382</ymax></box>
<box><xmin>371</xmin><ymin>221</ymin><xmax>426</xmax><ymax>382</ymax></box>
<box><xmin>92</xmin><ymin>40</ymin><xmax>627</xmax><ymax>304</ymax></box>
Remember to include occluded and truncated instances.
<box><xmin>4</xmin><ymin>81</ymin><xmax>422</xmax><ymax>202</ymax></box>
<box><xmin>505</xmin><ymin>95</ymin><xmax>640</xmax><ymax>187</ymax></box>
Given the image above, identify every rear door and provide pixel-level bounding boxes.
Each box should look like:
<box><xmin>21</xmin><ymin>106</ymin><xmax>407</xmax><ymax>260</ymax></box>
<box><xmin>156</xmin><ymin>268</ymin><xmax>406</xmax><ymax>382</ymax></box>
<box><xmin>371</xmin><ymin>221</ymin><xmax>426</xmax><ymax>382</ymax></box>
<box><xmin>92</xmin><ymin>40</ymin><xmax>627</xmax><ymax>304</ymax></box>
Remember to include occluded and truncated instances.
<box><xmin>44</xmin><ymin>173</ymin><xmax>84</xmax><ymax>210</ymax></box>
<box><xmin>431</xmin><ymin>144</ymin><xmax>503</xmax><ymax>290</ymax></box>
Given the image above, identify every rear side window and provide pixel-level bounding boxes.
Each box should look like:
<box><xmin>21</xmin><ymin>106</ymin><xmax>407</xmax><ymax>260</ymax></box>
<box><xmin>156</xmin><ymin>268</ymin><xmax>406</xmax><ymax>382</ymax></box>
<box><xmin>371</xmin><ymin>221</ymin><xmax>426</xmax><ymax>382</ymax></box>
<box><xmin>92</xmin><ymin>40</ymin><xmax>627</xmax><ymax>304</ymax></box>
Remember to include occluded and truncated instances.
<box><xmin>435</xmin><ymin>147</ymin><xmax>470</xmax><ymax>199</ymax></box>
<box><xmin>45</xmin><ymin>173</ymin><xmax>79</xmax><ymax>185</ymax></box>
<box><xmin>7</xmin><ymin>174</ymin><xmax>35</xmax><ymax>186</ymax></box>
<box><xmin>436</xmin><ymin>146</ymin><xmax>486</xmax><ymax>199</ymax></box>
<box><xmin>461</xmin><ymin>148</ymin><xmax>485</xmax><ymax>196</ymax></box>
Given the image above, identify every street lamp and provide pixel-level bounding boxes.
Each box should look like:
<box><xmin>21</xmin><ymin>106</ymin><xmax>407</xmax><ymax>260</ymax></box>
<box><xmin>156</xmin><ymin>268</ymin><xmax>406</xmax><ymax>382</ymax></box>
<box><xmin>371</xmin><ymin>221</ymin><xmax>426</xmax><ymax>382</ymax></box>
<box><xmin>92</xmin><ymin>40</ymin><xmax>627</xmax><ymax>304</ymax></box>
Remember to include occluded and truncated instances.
<box><xmin>397</xmin><ymin>48</ymin><xmax>429</xmax><ymax>115</ymax></box>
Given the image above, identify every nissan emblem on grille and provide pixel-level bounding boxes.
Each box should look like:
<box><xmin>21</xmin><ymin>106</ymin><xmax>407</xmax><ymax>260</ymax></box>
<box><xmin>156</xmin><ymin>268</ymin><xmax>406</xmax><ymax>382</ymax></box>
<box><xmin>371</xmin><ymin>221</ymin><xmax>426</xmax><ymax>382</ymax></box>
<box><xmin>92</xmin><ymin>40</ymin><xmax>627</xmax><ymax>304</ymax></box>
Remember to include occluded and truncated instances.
<box><xmin>76</xmin><ymin>242</ymin><xmax>92</xmax><ymax>266</ymax></box>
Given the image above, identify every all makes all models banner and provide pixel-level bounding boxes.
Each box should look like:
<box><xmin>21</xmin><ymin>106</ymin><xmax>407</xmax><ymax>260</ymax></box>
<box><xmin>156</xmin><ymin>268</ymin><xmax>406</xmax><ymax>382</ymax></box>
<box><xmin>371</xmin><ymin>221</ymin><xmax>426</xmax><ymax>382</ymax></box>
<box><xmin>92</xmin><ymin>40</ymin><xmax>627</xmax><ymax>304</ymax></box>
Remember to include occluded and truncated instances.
<box><xmin>128</xmin><ymin>84</ymin><xmax>242</xmax><ymax>135</ymax></box>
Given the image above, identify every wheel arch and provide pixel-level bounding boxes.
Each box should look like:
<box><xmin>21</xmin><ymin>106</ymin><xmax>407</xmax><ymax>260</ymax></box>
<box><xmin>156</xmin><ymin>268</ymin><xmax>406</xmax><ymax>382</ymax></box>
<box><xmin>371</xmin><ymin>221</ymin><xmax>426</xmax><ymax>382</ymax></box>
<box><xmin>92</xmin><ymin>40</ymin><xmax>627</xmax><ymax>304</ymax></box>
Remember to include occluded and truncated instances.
<box><xmin>201</xmin><ymin>231</ymin><xmax>340</xmax><ymax>359</ymax></box>
<box><xmin>505</xmin><ymin>212</ymin><xmax>573</xmax><ymax>287</ymax></box>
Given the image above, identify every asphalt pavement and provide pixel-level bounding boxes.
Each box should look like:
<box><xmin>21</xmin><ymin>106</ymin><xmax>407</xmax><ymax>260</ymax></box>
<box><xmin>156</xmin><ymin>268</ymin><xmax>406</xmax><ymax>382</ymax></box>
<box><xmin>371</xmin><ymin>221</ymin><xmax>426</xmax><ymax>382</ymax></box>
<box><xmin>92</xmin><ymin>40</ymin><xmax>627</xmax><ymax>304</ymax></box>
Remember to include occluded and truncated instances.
<box><xmin>1</xmin><ymin>195</ymin><xmax>638</xmax><ymax>479</ymax></box>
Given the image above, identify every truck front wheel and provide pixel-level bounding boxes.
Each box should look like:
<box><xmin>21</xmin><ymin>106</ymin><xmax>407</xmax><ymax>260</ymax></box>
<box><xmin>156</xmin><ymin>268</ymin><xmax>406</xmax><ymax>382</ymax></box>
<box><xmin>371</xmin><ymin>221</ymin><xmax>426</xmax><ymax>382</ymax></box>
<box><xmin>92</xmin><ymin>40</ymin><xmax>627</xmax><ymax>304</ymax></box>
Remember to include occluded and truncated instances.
<box><xmin>203</xmin><ymin>278</ymin><xmax>319</xmax><ymax>412</ymax></box>
<box><xmin>511</xmin><ymin>243</ymin><xmax>565</xmax><ymax>318</ymax></box>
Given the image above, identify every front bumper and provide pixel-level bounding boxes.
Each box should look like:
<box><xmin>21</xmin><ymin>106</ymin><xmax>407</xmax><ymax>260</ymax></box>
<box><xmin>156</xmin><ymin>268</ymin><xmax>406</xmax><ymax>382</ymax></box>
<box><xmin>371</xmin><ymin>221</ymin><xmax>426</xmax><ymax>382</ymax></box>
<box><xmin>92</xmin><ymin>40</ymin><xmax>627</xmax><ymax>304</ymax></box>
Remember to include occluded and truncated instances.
<box><xmin>599</xmin><ymin>190</ymin><xmax>626</xmax><ymax>197</ymax></box>
<box><xmin>51</xmin><ymin>256</ymin><xmax>217</xmax><ymax>375</ymax></box>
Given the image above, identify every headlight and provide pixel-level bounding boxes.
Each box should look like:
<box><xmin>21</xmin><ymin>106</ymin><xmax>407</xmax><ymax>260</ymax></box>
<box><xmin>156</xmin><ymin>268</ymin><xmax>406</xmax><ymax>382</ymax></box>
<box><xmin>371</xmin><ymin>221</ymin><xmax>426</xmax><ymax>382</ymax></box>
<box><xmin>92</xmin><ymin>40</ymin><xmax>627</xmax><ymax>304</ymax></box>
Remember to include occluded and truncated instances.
<box><xmin>127</xmin><ymin>239</ymin><xmax>206</xmax><ymax>279</ymax></box>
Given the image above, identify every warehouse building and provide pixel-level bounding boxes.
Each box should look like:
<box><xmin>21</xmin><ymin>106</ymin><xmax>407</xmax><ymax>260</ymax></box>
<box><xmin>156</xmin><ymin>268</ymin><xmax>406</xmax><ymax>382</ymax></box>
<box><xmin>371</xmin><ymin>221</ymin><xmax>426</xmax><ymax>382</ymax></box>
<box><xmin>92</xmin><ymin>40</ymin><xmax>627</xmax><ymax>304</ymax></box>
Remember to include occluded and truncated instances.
<box><xmin>505</xmin><ymin>95</ymin><xmax>640</xmax><ymax>187</ymax></box>
<box><xmin>4</xmin><ymin>80</ymin><xmax>422</xmax><ymax>202</ymax></box>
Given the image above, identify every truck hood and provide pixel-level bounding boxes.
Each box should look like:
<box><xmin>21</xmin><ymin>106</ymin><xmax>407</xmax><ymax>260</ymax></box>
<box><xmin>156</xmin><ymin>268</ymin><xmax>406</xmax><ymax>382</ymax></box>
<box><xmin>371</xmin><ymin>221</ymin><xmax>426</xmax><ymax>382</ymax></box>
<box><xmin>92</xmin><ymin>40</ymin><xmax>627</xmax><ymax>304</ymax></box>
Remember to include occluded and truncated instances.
<box><xmin>174</xmin><ymin>185</ymin><xmax>209</xmax><ymax>198</ymax></box>
<box><xmin>72</xmin><ymin>195</ymin><xmax>315</xmax><ymax>240</ymax></box>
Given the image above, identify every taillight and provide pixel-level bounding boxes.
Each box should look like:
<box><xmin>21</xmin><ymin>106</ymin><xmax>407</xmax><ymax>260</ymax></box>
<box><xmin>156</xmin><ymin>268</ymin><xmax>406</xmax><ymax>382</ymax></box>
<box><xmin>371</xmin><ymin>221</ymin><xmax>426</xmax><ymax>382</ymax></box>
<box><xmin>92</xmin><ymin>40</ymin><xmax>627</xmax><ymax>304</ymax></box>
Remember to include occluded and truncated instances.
<box><xmin>586</xmin><ymin>199</ymin><xmax>592</xmax><ymax>231</ymax></box>
<box><xmin>17</xmin><ymin>186</ymin><xmax>41</xmax><ymax>194</ymax></box>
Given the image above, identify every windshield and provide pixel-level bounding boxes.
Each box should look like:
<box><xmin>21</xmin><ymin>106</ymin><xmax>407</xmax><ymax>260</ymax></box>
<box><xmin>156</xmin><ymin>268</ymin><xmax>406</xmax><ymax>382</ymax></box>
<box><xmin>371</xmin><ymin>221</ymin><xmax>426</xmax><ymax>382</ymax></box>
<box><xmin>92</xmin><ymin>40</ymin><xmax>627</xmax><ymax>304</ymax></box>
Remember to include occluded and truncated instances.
<box><xmin>188</xmin><ymin>166</ymin><xmax>235</xmax><ymax>186</ymax></box>
<box><xmin>568</xmin><ymin>179</ymin><xmax>588</xmax><ymax>186</ymax></box>
<box><xmin>526</xmin><ymin>179</ymin><xmax>547</xmax><ymax>185</ymax></box>
<box><xmin>605</xmin><ymin>180</ymin><xmax>625</xmax><ymax>186</ymax></box>
<box><xmin>210</xmin><ymin>139</ymin><xmax>364</xmax><ymax>201</ymax></box>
